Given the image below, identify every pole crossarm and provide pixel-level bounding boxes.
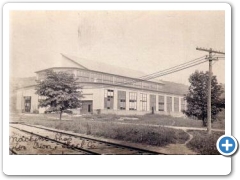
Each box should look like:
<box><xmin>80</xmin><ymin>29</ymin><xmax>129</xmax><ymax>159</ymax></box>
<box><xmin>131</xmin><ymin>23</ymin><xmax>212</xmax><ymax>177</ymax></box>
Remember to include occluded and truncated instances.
<box><xmin>205</xmin><ymin>56</ymin><xmax>219</xmax><ymax>60</ymax></box>
<box><xmin>196</xmin><ymin>47</ymin><xmax>225</xmax><ymax>55</ymax></box>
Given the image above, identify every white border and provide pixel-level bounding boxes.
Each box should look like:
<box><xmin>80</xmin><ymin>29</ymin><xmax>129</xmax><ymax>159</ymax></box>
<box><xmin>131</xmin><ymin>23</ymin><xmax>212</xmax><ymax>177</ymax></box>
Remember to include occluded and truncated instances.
<box><xmin>3</xmin><ymin>3</ymin><xmax>231</xmax><ymax>175</ymax></box>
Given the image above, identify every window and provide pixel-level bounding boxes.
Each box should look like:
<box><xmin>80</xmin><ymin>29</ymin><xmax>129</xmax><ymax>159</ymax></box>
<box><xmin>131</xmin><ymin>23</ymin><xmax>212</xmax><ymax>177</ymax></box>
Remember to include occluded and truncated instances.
<box><xmin>129</xmin><ymin>92</ymin><xmax>137</xmax><ymax>110</ymax></box>
<box><xmin>133</xmin><ymin>81</ymin><xmax>142</xmax><ymax>88</ymax></box>
<box><xmin>120</xmin><ymin>99</ymin><xmax>126</xmax><ymax>110</ymax></box>
<box><xmin>181</xmin><ymin>98</ymin><xmax>186</xmax><ymax>111</ymax></box>
<box><xmin>157</xmin><ymin>84</ymin><xmax>162</xmax><ymax>91</ymax></box>
<box><xmin>140</xmin><ymin>93</ymin><xmax>147</xmax><ymax>111</ymax></box>
<box><xmin>150</xmin><ymin>83</ymin><xmax>157</xmax><ymax>90</ymax></box>
<box><xmin>24</xmin><ymin>96</ymin><xmax>31</xmax><ymax>113</ymax></box>
<box><xmin>174</xmin><ymin>97</ymin><xmax>179</xmax><ymax>112</ymax></box>
<box><xmin>141</xmin><ymin>82</ymin><xmax>157</xmax><ymax>90</ymax></box>
<box><xmin>77</xmin><ymin>70</ymin><xmax>88</xmax><ymax>77</ymax></box>
<box><xmin>104</xmin><ymin>89</ymin><xmax>114</xmax><ymax>98</ymax></box>
<box><xmin>167</xmin><ymin>96</ymin><xmax>172</xmax><ymax>112</ymax></box>
<box><xmin>102</xmin><ymin>74</ymin><xmax>113</xmax><ymax>84</ymax></box>
<box><xmin>158</xmin><ymin>95</ymin><xmax>164</xmax><ymax>111</ymax></box>
<box><xmin>104</xmin><ymin>89</ymin><xmax>114</xmax><ymax>109</ymax></box>
<box><xmin>123</xmin><ymin>78</ymin><xmax>134</xmax><ymax>87</ymax></box>
<box><xmin>90</xmin><ymin>72</ymin><xmax>102</xmax><ymax>83</ymax></box>
<box><xmin>115</xmin><ymin>77</ymin><xmax>125</xmax><ymax>84</ymax></box>
<box><xmin>77</xmin><ymin>70</ymin><xmax>90</xmax><ymax>82</ymax></box>
<box><xmin>142</xmin><ymin>82</ymin><xmax>150</xmax><ymax>89</ymax></box>
<box><xmin>65</xmin><ymin>69</ymin><xmax>76</xmax><ymax>76</ymax></box>
<box><xmin>118</xmin><ymin>91</ymin><xmax>126</xmax><ymax>110</ymax></box>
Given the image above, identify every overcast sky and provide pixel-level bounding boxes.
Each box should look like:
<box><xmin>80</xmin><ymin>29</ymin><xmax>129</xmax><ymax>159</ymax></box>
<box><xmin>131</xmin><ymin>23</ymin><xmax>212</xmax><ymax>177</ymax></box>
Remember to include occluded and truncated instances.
<box><xmin>10</xmin><ymin>11</ymin><xmax>225</xmax><ymax>85</ymax></box>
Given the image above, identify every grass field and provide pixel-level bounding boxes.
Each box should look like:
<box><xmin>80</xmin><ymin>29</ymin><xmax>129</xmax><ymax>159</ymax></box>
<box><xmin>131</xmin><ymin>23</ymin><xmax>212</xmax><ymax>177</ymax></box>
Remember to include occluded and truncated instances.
<box><xmin>10</xmin><ymin>112</ymin><xmax>225</xmax><ymax>129</ymax></box>
<box><xmin>73</xmin><ymin>113</ymin><xmax>225</xmax><ymax>129</ymax></box>
<box><xmin>11</xmin><ymin>113</ymin><xmax>225</xmax><ymax>154</ymax></box>
<box><xmin>19</xmin><ymin>116</ymin><xmax>189</xmax><ymax>147</ymax></box>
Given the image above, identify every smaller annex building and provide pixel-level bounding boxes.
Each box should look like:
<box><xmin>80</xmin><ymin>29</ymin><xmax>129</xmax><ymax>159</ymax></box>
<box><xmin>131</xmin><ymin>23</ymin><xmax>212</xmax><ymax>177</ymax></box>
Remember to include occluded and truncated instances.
<box><xmin>15</xmin><ymin>54</ymin><xmax>188</xmax><ymax>116</ymax></box>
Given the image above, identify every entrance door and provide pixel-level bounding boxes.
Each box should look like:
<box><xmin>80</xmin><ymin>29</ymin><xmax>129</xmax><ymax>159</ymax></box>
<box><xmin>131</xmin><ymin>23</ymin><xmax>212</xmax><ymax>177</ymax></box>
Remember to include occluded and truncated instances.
<box><xmin>81</xmin><ymin>101</ymin><xmax>93</xmax><ymax>114</ymax></box>
<box><xmin>24</xmin><ymin>96</ymin><xmax>31</xmax><ymax>113</ymax></box>
<box><xmin>88</xmin><ymin>104</ymin><xmax>91</xmax><ymax>113</ymax></box>
<box><xmin>150</xmin><ymin>95</ymin><xmax>156</xmax><ymax>112</ymax></box>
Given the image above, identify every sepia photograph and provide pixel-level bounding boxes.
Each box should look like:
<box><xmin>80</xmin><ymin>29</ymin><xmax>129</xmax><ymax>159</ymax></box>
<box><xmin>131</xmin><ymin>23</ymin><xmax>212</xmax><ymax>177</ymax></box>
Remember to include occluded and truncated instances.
<box><xmin>8</xmin><ymin>9</ymin><xmax>225</xmax><ymax>156</ymax></box>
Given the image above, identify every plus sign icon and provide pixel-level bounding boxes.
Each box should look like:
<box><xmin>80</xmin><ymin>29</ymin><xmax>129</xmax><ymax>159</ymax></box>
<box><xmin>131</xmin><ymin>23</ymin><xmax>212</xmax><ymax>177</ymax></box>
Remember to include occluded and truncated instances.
<box><xmin>216</xmin><ymin>135</ymin><xmax>238</xmax><ymax>156</ymax></box>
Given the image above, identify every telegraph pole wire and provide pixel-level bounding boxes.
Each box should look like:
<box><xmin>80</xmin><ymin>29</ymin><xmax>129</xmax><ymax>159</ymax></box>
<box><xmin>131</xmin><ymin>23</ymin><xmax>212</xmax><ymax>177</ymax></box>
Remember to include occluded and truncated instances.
<box><xmin>82</xmin><ymin>55</ymin><xmax>208</xmax><ymax>90</ymax></box>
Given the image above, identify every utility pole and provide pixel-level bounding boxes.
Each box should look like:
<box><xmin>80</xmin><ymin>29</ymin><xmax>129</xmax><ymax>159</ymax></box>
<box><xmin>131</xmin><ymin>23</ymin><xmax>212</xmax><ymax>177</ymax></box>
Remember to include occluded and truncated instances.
<box><xmin>196</xmin><ymin>47</ymin><xmax>225</xmax><ymax>134</ymax></box>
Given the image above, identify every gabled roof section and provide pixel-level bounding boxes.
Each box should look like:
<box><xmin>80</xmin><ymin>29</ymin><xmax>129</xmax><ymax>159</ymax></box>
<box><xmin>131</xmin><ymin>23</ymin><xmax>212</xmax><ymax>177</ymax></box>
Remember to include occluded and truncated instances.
<box><xmin>61</xmin><ymin>53</ymin><xmax>146</xmax><ymax>79</ymax></box>
<box><xmin>61</xmin><ymin>53</ymin><xmax>89</xmax><ymax>70</ymax></box>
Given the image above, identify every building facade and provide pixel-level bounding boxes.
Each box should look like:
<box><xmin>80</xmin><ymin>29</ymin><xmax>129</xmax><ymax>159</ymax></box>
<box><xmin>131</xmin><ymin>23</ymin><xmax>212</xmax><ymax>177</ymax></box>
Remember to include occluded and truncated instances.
<box><xmin>16</xmin><ymin>54</ymin><xmax>188</xmax><ymax>116</ymax></box>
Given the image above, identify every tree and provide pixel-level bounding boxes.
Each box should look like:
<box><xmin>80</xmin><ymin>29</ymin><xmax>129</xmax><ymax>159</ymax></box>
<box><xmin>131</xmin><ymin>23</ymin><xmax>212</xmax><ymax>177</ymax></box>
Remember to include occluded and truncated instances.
<box><xmin>35</xmin><ymin>70</ymin><xmax>83</xmax><ymax>120</ymax></box>
<box><xmin>183</xmin><ymin>70</ymin><xmax>224</xmax><ymax>126</ymax></box>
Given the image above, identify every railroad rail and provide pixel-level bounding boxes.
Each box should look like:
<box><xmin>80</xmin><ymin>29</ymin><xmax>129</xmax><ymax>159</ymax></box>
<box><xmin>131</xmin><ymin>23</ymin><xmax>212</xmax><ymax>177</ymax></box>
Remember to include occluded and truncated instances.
<box><xmin>9</xmin><ymin>122</ymin><xmax>165</xmax><ymax>155</ymax></box>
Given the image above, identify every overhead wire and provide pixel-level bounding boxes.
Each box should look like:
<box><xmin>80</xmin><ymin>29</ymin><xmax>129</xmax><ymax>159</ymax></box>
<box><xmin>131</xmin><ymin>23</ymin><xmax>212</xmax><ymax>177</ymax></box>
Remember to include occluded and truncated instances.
<box><xmin>81</xmin><ymin>55</ymin><xmax>209</xmax><ymax>89</ymax></box>
<box><xmin>127</xmin><ymin>55</ymin><xmax>207</xmax><ymax>80</ymax></box>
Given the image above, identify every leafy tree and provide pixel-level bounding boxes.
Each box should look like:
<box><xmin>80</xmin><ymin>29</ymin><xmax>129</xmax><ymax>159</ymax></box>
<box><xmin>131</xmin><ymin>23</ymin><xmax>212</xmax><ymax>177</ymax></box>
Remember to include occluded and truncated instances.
<box><xmin>35</xmin><ymin>70</ymin><xmax>83</xmax><ymax>120</ymax></box>
<box><xmin>183</xmin><ymin>70</ymin><xmax>224</xmax><ymax>126</ymax></box>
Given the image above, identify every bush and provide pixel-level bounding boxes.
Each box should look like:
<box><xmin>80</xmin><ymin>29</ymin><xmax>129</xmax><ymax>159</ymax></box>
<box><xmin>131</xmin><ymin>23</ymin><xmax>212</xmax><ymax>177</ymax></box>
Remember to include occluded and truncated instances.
<box><xmin>32</xmin><ymin>109</ymin><xmax>39</xmax><ymax>114</ymax></box>
<box><xmin>63</xmin><ymin>109</ymin><xmax>73</xmax><ymax>114</ymax></box>
<box><xmin>186</xmin><ymin>130</ymin><xmax>224</xmax><ymax>155</ymax></box>
<box><xmin>96</xmin><ymin>109</ymin><xmax>101</xmax><ymax>115</ymax></box>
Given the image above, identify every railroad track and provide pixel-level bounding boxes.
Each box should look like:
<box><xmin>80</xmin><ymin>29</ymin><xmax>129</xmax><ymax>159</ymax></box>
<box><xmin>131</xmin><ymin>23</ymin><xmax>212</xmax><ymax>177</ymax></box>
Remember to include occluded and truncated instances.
<box><xmin>10</xmin><ymin>125</ymin><xmax>98</xmax><ymax>155</ymax></box>
<box><xmin>9</xmin><ymin>123</ymin><xmax>164</xmax><ymax>155</ymax></box>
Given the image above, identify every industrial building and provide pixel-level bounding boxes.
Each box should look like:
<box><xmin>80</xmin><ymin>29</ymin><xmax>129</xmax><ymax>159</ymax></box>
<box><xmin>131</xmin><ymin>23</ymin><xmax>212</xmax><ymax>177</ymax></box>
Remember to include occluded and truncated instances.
<box><xmin>15</xmin><ymin>54</ymin><xmax>188</xmax><ymax>116</ymax></box>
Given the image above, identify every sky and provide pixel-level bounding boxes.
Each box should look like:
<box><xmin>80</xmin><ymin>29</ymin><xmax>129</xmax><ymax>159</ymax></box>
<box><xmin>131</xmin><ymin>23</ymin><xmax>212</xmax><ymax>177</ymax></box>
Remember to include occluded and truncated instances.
<box><xmin>9</xmin><ymin>11</ymin><xmax>225</xmax><ymax>85</ymax></box>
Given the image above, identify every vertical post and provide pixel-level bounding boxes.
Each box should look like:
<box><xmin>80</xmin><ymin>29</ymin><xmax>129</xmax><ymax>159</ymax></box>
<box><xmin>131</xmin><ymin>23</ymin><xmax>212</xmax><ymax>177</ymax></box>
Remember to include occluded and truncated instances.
<box><xmin>146</xmin><ymin>93</ymin><xmax>149</xmax><ymax>111</ymax></box>
<box><xmin>126</xmin><ymin>90</ymin><xmax>129</xmax><ymax>110</ymax></box>
<box><xmin>196</xmin><ymin>47</ymin><xmax>225</xmax><ymax>134</ymax></box>
<box><xmin>164</xmin><ymin>95</ymin><xmax>167</xmax><ymax>112</ymax></box>
<box><xmin>179</xmin><ymin>97</ymin><xmax>181</xmax><ymax>112</ymax></box>
<box><xmin>207</xmin><ymin>49</ymin><xmax>213</xmax><ymax>134</ymax></box>
<box><xmin>21</xmin><ymin>97</ymin><xmax>23</xmax><ymax>113</ymax></box>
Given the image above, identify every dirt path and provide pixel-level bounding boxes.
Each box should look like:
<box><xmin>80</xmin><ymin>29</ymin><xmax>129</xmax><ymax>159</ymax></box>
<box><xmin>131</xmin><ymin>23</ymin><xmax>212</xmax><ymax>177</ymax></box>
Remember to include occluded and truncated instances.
<box><xmin>183</xmin><ymin>129</ymin><xmax>194</xmax><ymax>145</ymax></box>
<box><xmin>160</xmin><ymin>125</ymin><xmax>225</xmax><ymax>132</ymax></box>
<box><xmin>115</xmin><ymin>122</ymin><xmax>225</xmax><ymax>132</ymax></box>
<box><xmin>156</xmin><ymin>129</ymin><xmax>197</xmax><ymax>155</ymax></box>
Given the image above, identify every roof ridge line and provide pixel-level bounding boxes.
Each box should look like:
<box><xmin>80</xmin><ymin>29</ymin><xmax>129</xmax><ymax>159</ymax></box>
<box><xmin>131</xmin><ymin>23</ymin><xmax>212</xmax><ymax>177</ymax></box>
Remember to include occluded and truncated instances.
<box><xmin>60</xmin><ymin>53</ymin><xmax>89</xmax><ymax>70</ymax></box>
